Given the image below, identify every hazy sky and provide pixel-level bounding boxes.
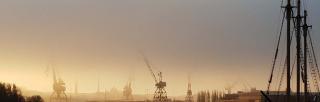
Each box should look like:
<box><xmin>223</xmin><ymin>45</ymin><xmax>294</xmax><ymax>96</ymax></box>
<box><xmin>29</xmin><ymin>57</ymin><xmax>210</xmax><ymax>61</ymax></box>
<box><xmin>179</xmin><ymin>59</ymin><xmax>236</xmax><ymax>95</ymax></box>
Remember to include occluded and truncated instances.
<box><xmin>0</xmin><ymin>0</ymin><xmax>319</xmax><ymax>96</ymax></box>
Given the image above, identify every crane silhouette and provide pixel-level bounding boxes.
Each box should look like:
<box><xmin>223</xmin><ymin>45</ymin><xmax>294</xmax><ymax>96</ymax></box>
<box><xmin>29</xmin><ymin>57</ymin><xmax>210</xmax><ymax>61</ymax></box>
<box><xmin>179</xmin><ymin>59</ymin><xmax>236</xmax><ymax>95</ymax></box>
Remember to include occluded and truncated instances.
<box><xmin>50</xmin><ymin>66</ymin><xmax>68</xmax><ymax>102</ymax></box>
<box><xmin>224</xmin><ymin>82</ymin><xmax>237</xmax><ymax>94</ymax></box>
<box><xmin>123</xmin><ymin>80</ymin><xmax>133</xmax><ymax>100</ymax></box>
<box><xmin>141</xmin><ymin>53</ymin><xmax>168</xmax><ymax>102</ymax></box>
<box><xmin>185</xmin><ymin>75</ymin><xmax>193</xmax><ymax>102</ymax></box>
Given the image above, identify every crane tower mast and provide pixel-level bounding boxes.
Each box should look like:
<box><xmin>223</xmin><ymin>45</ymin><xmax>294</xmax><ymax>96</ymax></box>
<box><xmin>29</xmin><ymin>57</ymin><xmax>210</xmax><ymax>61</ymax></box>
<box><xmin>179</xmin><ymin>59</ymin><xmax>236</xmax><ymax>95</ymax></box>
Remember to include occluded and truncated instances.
<box><xmin>141</xmin><ymin>53</ymin><xmax>168</xmax><ymax>102</ymax></box>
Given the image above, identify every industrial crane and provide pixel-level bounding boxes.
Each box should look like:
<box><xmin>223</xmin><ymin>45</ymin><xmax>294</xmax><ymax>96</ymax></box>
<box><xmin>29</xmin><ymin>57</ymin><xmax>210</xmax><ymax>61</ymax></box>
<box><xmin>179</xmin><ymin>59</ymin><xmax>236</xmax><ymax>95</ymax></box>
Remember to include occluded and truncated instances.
<box><xmin>224</xmin><ymin>82</ymin><xmax>237</xmax><ymax>94</ymax></box>
<box><xmin>50</xmin><ymin>66</ymin><xmax>68</xmax><ymax>102</ymax></box>
<box><xmin>185</xmin><ymin>75</ymin><xmax>193</xmax><ymax>102</ymax></box>
<box><xmin>123</xmin><ymin>80</ymin><xmax>133</xmax><ymax>100</ymax></box>
<box><xmin>141</xmin><ymin>54</ymin><xmax>168</xmax><ymax>102</ymax></box>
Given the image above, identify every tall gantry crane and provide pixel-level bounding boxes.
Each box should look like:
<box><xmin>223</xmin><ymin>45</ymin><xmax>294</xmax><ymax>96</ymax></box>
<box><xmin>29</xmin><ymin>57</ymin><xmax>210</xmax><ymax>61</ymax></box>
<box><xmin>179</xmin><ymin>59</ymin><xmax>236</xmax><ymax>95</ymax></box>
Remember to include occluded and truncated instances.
<box><xmin>50</xmin><ymin>66</ymin><xmax>68</xmax><ymax>102</ymax></box>
<box><xmin>141</xmin><ymin>54</ymin><xmax>168</xmax><ymax>102</ymax></box>
<box><xmin>185</xmin><ymin>75</ymin><xmax>193</xmax><ymax>102</ymax></box>
<box><xmin>123</xmin><ymin>80</ymin><xmax>133</xmax><ymax>100</ymax></box>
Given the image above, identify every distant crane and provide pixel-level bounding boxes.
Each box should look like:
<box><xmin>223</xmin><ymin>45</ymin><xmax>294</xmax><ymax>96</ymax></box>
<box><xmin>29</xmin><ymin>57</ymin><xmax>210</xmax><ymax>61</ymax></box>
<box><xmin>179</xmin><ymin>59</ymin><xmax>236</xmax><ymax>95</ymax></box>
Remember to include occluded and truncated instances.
<box><xmin>185</xmin><ymin>75</ymin><xmax>193</xmax><ymax>102</ymax></box>
<box><xmin>123</xmin><ymin>81</ymin><xmax>133</xmax><ymax>100</ymax></box>
<box><xmin>224</xmin><ymin>82</ymin><xmax>236</xmax><ymax>94</ymax></box>
<box><xmin>141</xmin><ymin>53</ymin><xmax>168</xmax><ymax>102</ymax></box>
<box><xmin>50</xmin><ymin>66</ymin><xmax>68</xmax><ymax>102</ymax></box>
<box><xmin>241</xmin><ymin>80</ymin><xmax>251</xmax><ymax>92</ymax></box>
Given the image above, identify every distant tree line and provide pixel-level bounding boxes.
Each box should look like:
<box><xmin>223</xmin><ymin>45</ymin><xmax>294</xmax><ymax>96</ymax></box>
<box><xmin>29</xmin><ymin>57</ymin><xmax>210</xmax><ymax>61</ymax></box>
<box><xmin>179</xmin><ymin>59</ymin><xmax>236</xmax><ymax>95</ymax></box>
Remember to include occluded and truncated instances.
<box><xmin>197</xmin><ymin>90</ymin><xmax>224</xmax><ymax>102</ymax></box>
<box><xmin>0</xmin><ymin>82</ymin><xmax>44</xmax><ymax>102</ymax></box>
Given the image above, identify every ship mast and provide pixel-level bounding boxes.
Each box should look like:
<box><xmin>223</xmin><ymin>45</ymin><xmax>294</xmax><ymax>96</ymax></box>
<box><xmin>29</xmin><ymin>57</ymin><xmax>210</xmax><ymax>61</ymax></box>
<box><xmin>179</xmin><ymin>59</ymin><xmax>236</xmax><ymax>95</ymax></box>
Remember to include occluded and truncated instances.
<box><xmin>296</xmin><ymin>0</ymin><xmax>302</xmax><ymax>101</ymax></box>
<box><xmin>284</xmin><ymin>0</ymin><xmax>292</xmax><ymax>101</ymax></box>
<box><xmin>266</xmin><ymin>0</ymin><xmax>314</xmax><ymax>101</ymax></box>
<box><xmin>302</xmin><ymin>10</ymin><xmax>312</xmax><ymax>102</ymax></box>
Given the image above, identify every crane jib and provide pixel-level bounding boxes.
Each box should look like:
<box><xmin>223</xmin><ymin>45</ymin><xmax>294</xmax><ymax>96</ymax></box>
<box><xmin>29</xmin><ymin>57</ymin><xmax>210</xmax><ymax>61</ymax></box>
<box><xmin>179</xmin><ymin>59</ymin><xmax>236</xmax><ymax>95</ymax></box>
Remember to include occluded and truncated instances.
<box><xmin>142</xmin><ymin>55</ymin><xmax>159</xmax><ymax>83</ymax></box>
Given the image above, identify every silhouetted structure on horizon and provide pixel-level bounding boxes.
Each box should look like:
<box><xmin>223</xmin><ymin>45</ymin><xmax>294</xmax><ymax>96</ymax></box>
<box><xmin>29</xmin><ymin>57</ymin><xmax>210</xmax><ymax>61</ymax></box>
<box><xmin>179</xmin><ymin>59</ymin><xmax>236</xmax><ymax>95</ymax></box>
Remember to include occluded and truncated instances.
<box><xmin>141</xmin><ymin>53</ymin><xmax>168</xmax><ymax>102</ymax></box>
<box><xmin>185</xmin><ymin>75</ymin><xmax>193</xmax><ymax>102</ymax></box>
<box><xmin>197</xmin><ymin>90</ymin><xmax>224</xmax><ymax>102</ymax></box>
<box><xmin>123</xmin><ymin>81</ymin><xmax>133</xmax><ymax>100</ymax></box>
<box><xmin>265</xmin><ymin>0</ymin><xmax>317</xmax><ymax>101</ymax></box>
<box><xmin>50</xmin><ymin>66</ymin><xmax>68</xmax><ymax>102</ymax></box>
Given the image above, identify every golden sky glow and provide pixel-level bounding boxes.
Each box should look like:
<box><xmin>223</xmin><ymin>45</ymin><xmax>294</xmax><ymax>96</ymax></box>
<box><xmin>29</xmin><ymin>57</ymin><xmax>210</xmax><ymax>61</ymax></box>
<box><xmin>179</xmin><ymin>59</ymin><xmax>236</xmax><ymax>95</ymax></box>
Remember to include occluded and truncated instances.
<box><xmin>0</xmin><ymin>0</ymin><xmax>319</xmax><ymax>96</ymax></box>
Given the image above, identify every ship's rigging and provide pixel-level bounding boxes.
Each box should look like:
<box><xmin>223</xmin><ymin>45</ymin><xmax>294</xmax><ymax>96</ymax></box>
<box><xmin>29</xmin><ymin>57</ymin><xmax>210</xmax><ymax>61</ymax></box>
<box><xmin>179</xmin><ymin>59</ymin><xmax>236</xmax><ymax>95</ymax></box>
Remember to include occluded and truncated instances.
<box><xmin>265</xmin><ymin>0</ymin><xmax>318</xmax><ymax>102</ymax></box>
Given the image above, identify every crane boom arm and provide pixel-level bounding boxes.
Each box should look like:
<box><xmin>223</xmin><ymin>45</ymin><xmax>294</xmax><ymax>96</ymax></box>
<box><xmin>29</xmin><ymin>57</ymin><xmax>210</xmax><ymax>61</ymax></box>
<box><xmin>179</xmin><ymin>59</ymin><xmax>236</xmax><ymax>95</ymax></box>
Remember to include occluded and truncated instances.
<box><xmin>141</xmin><ymin>54</ymin><xmax>158</xmax><ymax>83</ymax></box>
